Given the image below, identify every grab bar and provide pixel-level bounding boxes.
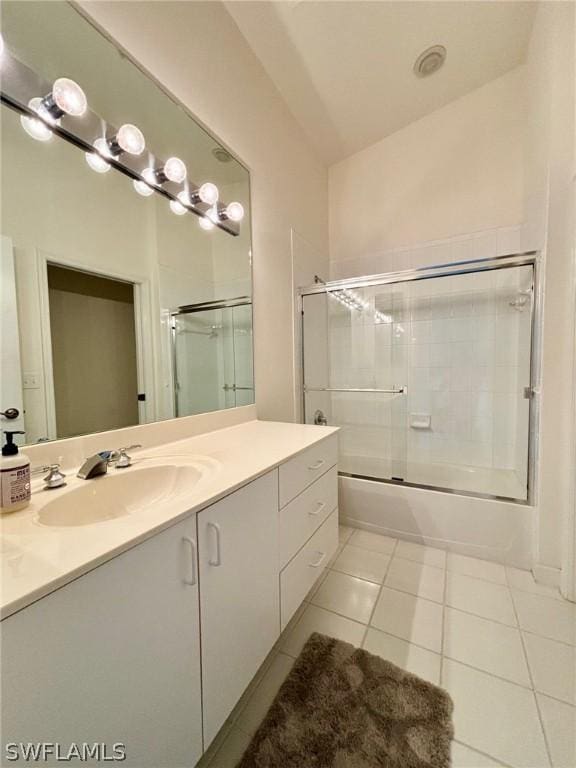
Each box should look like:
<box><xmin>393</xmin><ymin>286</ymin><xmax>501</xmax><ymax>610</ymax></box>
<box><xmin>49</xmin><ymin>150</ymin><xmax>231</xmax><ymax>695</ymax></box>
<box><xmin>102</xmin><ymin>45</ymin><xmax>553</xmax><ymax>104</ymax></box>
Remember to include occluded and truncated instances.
<box><xmin>304</xmin><ymin>386</ymin><xmax>407</xmax><ymax>394</ymax></box>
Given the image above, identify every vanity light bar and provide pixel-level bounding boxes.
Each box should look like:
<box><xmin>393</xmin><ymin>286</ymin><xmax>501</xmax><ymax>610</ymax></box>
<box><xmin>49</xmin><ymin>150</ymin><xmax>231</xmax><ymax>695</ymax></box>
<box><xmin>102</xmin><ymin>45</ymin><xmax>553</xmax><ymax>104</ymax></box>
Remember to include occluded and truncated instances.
<box><xmin>0</xmin><ymin>39</ymin><xmax>242</xmax><ymax>236</ymax></box>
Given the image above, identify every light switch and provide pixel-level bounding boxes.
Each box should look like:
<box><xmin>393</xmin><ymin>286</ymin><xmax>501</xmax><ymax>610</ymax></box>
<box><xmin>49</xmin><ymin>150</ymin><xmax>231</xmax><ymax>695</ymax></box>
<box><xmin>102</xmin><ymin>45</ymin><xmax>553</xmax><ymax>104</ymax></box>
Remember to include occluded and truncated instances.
<box><xmin>22</xmin><ymin>373</ymin><xmax>40</xmax><ymax>389</ymax></box>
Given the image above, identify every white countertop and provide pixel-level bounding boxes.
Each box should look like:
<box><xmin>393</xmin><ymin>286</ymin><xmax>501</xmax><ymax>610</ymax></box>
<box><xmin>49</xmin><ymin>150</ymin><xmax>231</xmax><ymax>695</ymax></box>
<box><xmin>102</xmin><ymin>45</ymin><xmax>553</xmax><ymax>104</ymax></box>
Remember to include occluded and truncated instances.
<box><xmin>0</xmin><ymin>419</ymin><xmax>338</xmax><ymax>620</ymax></box>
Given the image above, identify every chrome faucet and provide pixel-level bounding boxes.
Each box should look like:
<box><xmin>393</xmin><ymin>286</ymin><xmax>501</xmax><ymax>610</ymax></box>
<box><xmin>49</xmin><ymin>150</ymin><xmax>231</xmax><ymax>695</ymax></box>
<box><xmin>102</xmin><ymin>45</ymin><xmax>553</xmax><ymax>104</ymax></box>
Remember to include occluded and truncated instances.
<box><xmin>77</xmin><ymin>444</ymin><xmax>142</xmax><ymax>479</ymax></box>
<box><xmin>77</xmin><ymin>453</ymin><xmax>111</xmax><ymax>480</ymax></box>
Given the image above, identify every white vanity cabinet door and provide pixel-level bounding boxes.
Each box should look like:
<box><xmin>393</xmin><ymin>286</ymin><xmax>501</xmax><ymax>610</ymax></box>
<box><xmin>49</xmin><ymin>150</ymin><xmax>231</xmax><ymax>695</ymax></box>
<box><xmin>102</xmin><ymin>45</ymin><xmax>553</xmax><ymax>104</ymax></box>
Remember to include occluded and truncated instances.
<box><xmin>0</xmin><ymin>516</ymin><xmax>203</xmax><ymax>768</ymax></box>
<box><xmin>198</xmin><ymin>470</ymin><xmax>279</xmax><ymax>748</ymax></box>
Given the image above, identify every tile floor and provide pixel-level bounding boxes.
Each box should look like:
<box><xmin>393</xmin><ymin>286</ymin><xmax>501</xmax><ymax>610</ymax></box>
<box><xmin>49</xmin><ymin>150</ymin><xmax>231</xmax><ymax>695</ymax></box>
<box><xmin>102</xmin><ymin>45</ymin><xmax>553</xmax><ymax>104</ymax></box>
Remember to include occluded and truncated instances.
<box><xmin>200</xmin><ymin>526</ymin><xmax>576</xmax><ymax>768</ymax></box>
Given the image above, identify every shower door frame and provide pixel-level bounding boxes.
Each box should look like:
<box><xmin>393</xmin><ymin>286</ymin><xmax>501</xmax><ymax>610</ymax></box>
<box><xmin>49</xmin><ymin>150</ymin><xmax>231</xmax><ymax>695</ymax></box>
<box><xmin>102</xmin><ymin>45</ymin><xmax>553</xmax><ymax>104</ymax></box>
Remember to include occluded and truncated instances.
<box><xmin>299</xmin><ymin>251</ymin><xmax>541</xmax><ymax>505</ymax></box>
<box><xmin>170</xmin><ymin>296</ymin><xmax>253</xmax><ymax>417</ymax></box>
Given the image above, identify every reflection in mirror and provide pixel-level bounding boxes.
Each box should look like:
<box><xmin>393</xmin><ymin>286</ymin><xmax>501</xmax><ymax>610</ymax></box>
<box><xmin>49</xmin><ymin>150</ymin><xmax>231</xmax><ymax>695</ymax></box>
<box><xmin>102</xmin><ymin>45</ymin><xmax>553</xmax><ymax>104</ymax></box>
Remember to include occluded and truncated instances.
<box><xmin>0</xmin><ymin>1</ymin><xmax>253</xmax><ymax>446</ymax></box>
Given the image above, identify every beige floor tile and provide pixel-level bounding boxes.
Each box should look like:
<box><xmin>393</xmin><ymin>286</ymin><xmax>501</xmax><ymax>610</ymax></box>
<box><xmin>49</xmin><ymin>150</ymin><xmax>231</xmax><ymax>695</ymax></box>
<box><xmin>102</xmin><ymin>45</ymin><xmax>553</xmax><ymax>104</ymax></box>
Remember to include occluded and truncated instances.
<box><xmin>512</xmin><ymin>591</ymin><xmax>576</xmax><ymax>645</ymax></box>
<box><xmin>506</xmin><ymin>566</ymin><xmax>563</xmax><ymax>601</ymax></box>
<box><xmin>395</xmin><ymin>540</ymin><xmax>447</xmax><ymax>568</ymax></box>
<box><xmin>442</xmin><ymin>659</ymin><xmax>549</xmax><ymax>768</ymax></box>
<box><xmin>235</xmin><ymin>653</ymin><xmax>294</xmax><ymax>735</ymax></box>
<box><xmin>311</xmin><ymin>570</ymin><xmax>380</xmax><ymax>623</ymax></box>
<box><xmin>444</xmin><ymin>607</ymin><xmax>530</xmax><ymax>687</ymax></box>
<box><xmin>537</xmin><ymin>694</ymin><xmax>576</xmax><ymax>768</ymax></box>
<box><xmin>281</xmin><ymin>604</ymin><xmax>365</xmax><ymax>658</ymax></box>
<box><xmin>451</xmin><ymin>741</ymin><xmax>505</xmax><ymax>767</ymax></box>
<box><xmin>363</xmin><ymin>627</ymin><xmax>441</xmax><ymax>685</ymax></box>
<box><xmin>332</xmin><ymin>543</ymin><xmax>391</xmax><ymax>583</ymax></box>
<box><xmin>385</xmin><ymin>556</ymin><xmax>445</xmax><ymax>603</ymax></box>
<box><xmin>446</xmin><ymin>572</ymin><xmax>516</xmax><ymax>626</ymax></box>
<box><xmin>209</xmin><ymin>727</ymin><xmax>252</xmax><ymax>768</ymax></box>
<box><xmin>371</xmin><ymin>587</ymin><xmax>443</xmax><ymax>653</ymax></box>
<box><xmin>349</xmin><ymin>528</ymin><xmax>397</xmax><ymax>554</ymax></box>
<box><xmin>338</xmin><ymin>525</ymin><xmax>355</xmax><ymax>544</ymax></box>
<box><xmin>524</xmin><ymin>632</ymin><xmax>576</xmax><ymax>704</ymax></box>
<box><xmin>448</xmin><ymin>553</ymin><xmax>507</xmax><ymax>585</ymax></box>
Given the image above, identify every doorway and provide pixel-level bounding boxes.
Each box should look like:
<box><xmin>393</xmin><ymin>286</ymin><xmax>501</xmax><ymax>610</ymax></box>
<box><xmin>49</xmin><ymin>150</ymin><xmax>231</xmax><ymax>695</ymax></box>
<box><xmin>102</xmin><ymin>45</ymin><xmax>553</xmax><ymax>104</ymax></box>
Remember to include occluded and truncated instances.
<box><xmin>47</xmin><ymin>264</ymin><xmax>139</xmax><ymax>438</ymax></box>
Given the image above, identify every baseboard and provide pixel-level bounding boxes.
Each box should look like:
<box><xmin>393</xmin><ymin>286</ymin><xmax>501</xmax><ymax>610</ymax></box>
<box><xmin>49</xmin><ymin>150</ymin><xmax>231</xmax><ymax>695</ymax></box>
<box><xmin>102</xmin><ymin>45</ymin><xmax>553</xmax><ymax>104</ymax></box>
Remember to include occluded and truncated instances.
<box><xmin>532</xmin><ymin>563</ymin><xmax>561</xmax><ymax>588</ymax></box>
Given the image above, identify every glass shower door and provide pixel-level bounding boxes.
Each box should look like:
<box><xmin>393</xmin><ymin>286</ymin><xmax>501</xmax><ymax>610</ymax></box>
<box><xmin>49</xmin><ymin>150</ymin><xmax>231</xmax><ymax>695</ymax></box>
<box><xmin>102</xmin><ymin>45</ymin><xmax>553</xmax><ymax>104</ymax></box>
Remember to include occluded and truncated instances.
<box><xmin>302</xmin><ymin>286</ymin><xmax>408</xmax><ymax>483</ymax></box>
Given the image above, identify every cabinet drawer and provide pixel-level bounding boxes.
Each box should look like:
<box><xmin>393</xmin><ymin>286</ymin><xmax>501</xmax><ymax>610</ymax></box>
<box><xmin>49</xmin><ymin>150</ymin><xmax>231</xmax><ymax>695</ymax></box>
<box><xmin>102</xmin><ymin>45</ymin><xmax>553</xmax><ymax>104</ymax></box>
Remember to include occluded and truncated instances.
<box><xmin>279</xmin><ymin>435</ymin><xmax>338</xmax><ymax>508</ymax></box>
<box><xmin>280</xmin><ymin>509</ymin><xmax>338</xmax><ymax>630</ymax></box>
<box><xmin>279</xmin><ymin>466</ymin><xmax>337</xmax><ymax>569</ymax></box>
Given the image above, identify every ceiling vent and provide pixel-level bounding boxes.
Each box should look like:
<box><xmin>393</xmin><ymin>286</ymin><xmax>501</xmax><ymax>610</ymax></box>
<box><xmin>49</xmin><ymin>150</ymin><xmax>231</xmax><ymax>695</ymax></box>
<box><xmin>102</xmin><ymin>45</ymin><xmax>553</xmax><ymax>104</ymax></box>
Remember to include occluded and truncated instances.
<box><xmin>414</xmin><ymin>45</ymin><xmax>447</xmax><ymax>78</ymax></box>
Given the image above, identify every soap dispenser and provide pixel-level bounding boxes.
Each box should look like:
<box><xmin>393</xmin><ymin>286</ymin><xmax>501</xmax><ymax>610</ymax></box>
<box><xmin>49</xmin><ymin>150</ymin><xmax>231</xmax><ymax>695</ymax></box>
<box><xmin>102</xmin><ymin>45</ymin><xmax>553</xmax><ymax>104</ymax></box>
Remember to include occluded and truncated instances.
<box><xmin>1</xmin><ymin>431</ymin><xmax>31</xmax><ymax>513</ymax></box>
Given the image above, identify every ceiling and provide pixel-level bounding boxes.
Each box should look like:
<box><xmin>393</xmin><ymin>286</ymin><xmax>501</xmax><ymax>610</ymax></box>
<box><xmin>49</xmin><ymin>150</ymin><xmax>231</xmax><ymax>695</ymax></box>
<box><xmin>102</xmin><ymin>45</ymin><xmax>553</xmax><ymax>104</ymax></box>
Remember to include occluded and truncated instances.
<box><xmin>225</xmin><ymin>1</ymin><xmax>536</xmax><ymax>164</ymax></box>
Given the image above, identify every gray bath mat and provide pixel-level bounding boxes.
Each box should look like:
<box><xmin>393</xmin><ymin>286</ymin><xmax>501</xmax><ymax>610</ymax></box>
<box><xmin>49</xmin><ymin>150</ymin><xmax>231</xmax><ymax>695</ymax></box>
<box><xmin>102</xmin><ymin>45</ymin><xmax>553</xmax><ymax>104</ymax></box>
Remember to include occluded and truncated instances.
<box><xmin>237</xmin><ymin>632</ymin><xmax>453</xmax><ymax>768</ymax></box>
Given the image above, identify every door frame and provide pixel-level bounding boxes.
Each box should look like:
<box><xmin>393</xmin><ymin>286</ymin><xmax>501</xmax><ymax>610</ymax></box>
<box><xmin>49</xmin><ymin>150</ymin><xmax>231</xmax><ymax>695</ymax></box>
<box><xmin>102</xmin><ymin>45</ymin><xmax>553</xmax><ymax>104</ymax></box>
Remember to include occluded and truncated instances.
<box><xmin>36</xmin><ymin>251</ymin><xmax>155</xmax><ymax>438</ymax></box>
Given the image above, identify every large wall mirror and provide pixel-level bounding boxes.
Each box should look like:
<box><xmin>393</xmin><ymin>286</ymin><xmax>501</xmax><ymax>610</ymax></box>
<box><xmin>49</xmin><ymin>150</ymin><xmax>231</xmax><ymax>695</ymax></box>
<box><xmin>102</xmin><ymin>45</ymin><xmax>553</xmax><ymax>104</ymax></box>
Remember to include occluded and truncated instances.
<box><xmin>0</xmin><ymin>1</ymin><xmax>253</xmax><ymax>446</ymax></box>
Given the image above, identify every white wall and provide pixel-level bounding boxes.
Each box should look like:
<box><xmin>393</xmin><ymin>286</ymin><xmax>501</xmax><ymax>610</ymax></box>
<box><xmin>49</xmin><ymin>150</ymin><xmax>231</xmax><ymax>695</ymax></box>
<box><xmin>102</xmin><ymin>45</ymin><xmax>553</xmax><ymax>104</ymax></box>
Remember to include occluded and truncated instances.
<box><xmin>521</xmin><ymin>1</ymin><xmax>576</xmax><ymax>584</ymax></box>
<box><xmin>80</xmin><ymin>0</ymin><xmax>329</xmax><ymax>423</ymax></box>
<box><xmin>329</xmin><ymin>66</ymin><xmax>526</xmax><ymax>270</ymax></box>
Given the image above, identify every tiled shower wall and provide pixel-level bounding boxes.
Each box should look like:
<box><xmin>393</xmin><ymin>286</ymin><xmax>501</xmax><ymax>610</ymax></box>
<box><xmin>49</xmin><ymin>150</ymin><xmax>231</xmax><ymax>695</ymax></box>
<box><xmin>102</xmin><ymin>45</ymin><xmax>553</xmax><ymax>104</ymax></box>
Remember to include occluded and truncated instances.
<box><xmin>320</xmin><ymin>225</ymin><xmax>532</xmax><ymax>495</ymax></box>
<box><xmin>329</xmin><ymin>225</ymin><xmax>523</xmax><ymax>282</ymax></box>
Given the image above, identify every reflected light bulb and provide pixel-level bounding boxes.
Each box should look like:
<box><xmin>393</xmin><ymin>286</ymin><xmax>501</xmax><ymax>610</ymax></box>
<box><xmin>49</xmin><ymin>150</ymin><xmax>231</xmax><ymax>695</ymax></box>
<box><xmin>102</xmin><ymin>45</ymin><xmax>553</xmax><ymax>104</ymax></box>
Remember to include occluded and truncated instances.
<box><xmin>133</xmin><ymin>179</ymin><xmax>154</xmax><ymax>197</ymax></box>
<box><xmin>20</xmin><ymin>98</ymin><xmax>53</xmax><ymax>142</ymax></box>
<box><xmin>164</xmin><ymin>157</ymin><xmax>186</xmax><ymax>184</ymax></box>
<box><xmin>116</xmin><ymin>123</ymin><xmax>145</xmax><ymax>155</ymax></box>
<box><xmin>199</xmin><ymin>216</ymin><xmax>215</xmax><ymax>231</ymax></box>
<box><xmin>51</xmin><ymin>78</ymin><xmax>87</xmax><ymax>117</ymax></box>
<box><xmin>169</xmin><ymin>196</ymin><xmax>187</xmax><ymax>215</ymax></box>
<box><xmin>142</xmin><ymin>167</ymin><xmax>158</xmax><ymax>187</ymax></box>
<box><xmin>0</xmin><ymin>34</ymin><xmax>4</xmax><ymax>58</ymax></box>
<box><xmin>198</xmin><ymin>182</ymin><xmax>219</xmax><ymax>206</ymax></box>
<box><xmin>226</xmin><ymin>202</ymin><xmax>244</xmax><ymax>222</ymax></box>
<box><xmin>85</xmin><ymin>138</ymin><xmax>111</xmax><ymax>173</ymax></box>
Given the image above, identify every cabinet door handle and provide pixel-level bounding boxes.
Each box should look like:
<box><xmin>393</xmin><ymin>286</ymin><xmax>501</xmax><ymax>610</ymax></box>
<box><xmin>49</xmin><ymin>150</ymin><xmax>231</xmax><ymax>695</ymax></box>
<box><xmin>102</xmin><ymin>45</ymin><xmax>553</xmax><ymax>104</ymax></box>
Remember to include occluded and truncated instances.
<box><xmin>207</xmin><ymin>522</ymin><xmax>222</xmax><ymax>567</ymax></box>
<box><xmin>309</xmin><ymin>551</ymin><xmax>326</xmax><ymax>568</ymax></box>
<box><xmin>308</xmin><ymin>459</ymin><xmax>325</xmax><ymax>471</ymax></box>
<box><xmin>182</xmin><ymin>537</ymin><xmax>197</xmax><ymax>586</ymax></box>
<box><xmin>309</xmin><ymin>501</ymin><xmax>326</xmax><ymax>517</ymax></box>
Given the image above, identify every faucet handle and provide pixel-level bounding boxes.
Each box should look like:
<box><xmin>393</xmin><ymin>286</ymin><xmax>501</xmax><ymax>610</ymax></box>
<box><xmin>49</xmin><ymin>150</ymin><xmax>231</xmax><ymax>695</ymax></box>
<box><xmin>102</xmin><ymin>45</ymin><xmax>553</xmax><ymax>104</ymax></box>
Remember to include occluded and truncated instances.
<box><xmin>32</xmin><ymin>463</ymin><xmax>66</xmax><ymax>490</ymax></box>
<box><xmin>113</xmin><ymin>444</ymin><xmax>142</xmax><ymax>469</ymax></box>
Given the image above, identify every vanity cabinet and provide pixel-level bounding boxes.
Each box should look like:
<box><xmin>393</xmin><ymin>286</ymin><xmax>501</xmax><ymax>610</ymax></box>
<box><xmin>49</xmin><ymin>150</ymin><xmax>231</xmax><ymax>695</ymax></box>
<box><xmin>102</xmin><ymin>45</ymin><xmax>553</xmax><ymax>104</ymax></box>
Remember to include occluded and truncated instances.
<box><xmin>0</xmin><ymin>516</ymin><xmax>203</xmax><ymax>768</ymax></box>
<box><xmin>0</xmin><ymin>431</ymin><xmax>339</xmax><ymax>767</ymax></box>
<box><xmin>198</xmin><ymin>470</ymin><xmax>279</xmax><ymax>747</ymax></box>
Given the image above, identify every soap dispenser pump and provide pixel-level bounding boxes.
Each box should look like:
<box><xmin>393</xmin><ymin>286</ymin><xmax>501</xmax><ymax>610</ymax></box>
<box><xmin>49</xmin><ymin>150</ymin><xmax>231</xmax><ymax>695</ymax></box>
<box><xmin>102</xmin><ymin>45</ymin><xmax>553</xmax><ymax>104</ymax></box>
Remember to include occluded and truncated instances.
<box><xmin>1</xmin><ymin>431</ymin><xmax>31</xmax><ymax>513</ymax></box>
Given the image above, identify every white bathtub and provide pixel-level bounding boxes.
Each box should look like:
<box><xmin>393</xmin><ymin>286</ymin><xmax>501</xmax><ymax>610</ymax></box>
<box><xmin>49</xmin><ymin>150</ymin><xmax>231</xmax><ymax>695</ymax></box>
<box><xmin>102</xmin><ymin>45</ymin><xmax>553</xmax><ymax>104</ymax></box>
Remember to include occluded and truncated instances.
<box><xmin>339</xmin><ymin>474</ymin><xmax>533</xmax><ymax>568</ymax></box>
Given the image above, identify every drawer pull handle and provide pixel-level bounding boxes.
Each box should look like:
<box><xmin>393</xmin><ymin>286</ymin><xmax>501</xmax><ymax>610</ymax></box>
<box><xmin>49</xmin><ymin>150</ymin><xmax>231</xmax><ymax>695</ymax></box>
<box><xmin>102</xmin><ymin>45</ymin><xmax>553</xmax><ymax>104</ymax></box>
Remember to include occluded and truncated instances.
<box><xmin>308</xmin><ymin>459</ymin><xmax>325</xmax><ymax>471</ymax></box>
<box><xmin>182</xmin><ymin>537</ymin><xmax>197</xmax><ymax>586</ymax></box>
<box><xmin>309</xmin><ymin>551</ymin><xmax>326</xmax><ymax>568</ymax></box>
<box><xmin>208</xmin><ymin>522</ymin><xmax>222</xmax><ymax>567</ymax></box>
<box><xmin>309</xmin><ymin>501</ymin><xmax>326</xmax><ymax>517</ymax></box>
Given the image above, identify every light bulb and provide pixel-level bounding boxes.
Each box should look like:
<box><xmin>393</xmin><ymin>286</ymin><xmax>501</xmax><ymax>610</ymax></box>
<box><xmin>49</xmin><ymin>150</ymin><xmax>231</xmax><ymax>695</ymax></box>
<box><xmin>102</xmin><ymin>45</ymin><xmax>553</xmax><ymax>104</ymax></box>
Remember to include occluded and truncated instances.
<box><xmin>142</xmin><ymin>167</ymin><xmax>158</xmax><ymax>187</ymax></box>
<box><xmin>169</xmin><ymin>195</ymin><xmax>187</xmax><ymax>215</ymax></box>
<box><xmin>116</xmin><ymin>124</ymin><xmax>145</xmax><ymax>155</ymax></box>
<box><xmin>85</xmin><ymin>138</ymin><xmax>111</xmax><ymax>173</ymax></box>
<box><xmin>207</xmin><ymin>205</ymin><xmax>220</xmax><ymax>224</ymax></box>
<box><xmin>199</xmin><ymin>216</ymin><xmax>215</xmax><ymax>231</ymax></box>
<box><xmin>51</xmin><ymin>78</ymin><xmax>87</xmax><ymax>117</ymax></box>
<box><xmin>163</xmin><ymin>156</ymin><xmax>186</xmax><ymax>184</ymax></box>
<box><xmin>0</xmin><ymin>34</ymin><xmax>4</xmax><ymax>58</ymax></box>
<box><xmin>20</xmin><ymin>98</ymin><xmax>53</xmax><ymax>142</ymax></box>
<box><xmin>133</xmin><ymin>179</ymin><xmax>154</xmax><ymax>197</ymax></box>
<box><xmin>85</xmin><ymin>152</ymin><xmax>110</xmax><ymax>173</ymax></box>
<box><xmin>198</xmin><ymin>182</ymin><xmax>219</xmax><ymax>205</ymax></box>
<box><xmin>225</xmin><ymin>201</ymin><xmax>244</xmax><ymax>222</ymax></box>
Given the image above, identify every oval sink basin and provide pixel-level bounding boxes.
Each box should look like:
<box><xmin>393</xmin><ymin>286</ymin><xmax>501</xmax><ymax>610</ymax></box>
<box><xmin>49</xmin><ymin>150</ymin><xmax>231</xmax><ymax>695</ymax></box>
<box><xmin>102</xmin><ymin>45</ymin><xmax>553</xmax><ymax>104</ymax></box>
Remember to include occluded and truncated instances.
<box><xmin>37</xmin><ymin>464</ymin><xmax>203</xmax><ymax>527</ymax></box>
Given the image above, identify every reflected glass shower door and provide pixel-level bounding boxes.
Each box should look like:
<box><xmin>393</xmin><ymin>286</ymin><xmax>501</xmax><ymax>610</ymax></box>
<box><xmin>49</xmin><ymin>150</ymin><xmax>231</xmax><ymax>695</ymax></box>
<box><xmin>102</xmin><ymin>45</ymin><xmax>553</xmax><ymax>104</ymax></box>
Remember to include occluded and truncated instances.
<box><xmin>302</xmin><ymin>260</ymin><xmax>535</xmax><ymax>501</ymax></box>
<box><xmin>172</xmin><ymin>301</ymin><xmax>254</xmax><ymax>416</ymax></box>
<box><xmin>302</xmin><ymin>286</ymin><xmax>409</xmax><ymax>483</ymax></box>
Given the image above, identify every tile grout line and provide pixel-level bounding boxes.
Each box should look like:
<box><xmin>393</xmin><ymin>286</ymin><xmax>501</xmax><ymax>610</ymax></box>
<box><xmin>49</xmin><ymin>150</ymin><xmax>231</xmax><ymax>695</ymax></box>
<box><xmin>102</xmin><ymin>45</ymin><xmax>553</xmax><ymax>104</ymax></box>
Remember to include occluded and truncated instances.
<box><xmin>360</xmin><ymin>536</ymin><xmax>399</xmax><ymax>648</ymax></box>
<box><xmin>439</xmin><ymin>555</ymin><xmax>449</xmax><ymax>683</ymax></box>
<box><xmin>452</xmin><ymin>740</ymin><xmax>515</xmax><ymax>768</ymax></box>
<box><xmin>505</xmin><ymin>566</ymin><xmax>554</xmax><ymax>768</ymax></box>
